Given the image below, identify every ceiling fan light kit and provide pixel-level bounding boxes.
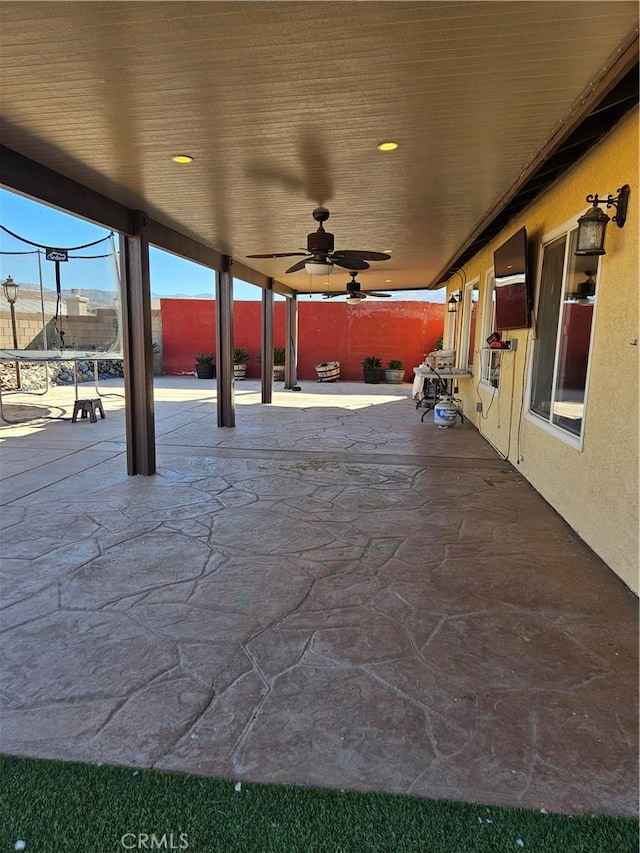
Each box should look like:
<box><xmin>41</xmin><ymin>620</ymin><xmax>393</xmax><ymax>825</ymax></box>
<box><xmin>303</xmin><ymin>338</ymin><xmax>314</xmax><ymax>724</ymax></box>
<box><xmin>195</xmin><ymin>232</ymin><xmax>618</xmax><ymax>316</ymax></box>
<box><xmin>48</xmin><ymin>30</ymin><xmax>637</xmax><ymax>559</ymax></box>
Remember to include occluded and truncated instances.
<box><xmin>323</xmin><ymin>271</ymin><xmax>392</xmax><ymax>302</ymax></box>
<box><xmin>247</xmin><ymin>207</ymin><xmax>391</xmax><ymax>276</ymax></box>
<box><xmin>305</xmin><ymin>260</ymin><xmax>333</xmax><ymax>276</ymax></box>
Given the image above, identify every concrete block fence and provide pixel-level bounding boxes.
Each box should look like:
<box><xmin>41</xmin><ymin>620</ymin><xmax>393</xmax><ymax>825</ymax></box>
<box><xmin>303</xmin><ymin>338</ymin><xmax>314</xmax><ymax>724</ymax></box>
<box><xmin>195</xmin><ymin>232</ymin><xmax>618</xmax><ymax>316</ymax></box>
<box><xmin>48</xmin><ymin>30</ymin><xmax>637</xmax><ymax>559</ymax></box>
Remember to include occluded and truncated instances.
<box><xmin>161</xmin><ymin>299</ymin><xmax>445</xmax><ymax>381</ymax></box>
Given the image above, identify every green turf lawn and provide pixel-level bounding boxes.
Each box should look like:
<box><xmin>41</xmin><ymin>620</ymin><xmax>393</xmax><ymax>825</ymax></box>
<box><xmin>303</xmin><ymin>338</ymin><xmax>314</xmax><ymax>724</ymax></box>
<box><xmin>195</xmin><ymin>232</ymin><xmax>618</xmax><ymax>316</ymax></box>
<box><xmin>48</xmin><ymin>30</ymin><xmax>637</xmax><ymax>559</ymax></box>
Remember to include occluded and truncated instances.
<box><xmin>1</xmin><ymin>755</ymin><xmax>637</xmax><ymax>852</ymax></box>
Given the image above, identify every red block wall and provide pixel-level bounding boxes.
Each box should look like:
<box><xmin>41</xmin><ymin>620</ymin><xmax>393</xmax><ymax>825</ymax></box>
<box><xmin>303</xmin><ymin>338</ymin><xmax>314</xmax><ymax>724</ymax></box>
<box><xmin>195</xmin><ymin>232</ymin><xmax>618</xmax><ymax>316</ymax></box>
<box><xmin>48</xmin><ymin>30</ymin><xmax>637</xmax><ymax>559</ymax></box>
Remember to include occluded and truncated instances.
<box><xmin>161</xmin><ymin>298</ymin><xmax>444</xmax><ymax>380</ymax></box>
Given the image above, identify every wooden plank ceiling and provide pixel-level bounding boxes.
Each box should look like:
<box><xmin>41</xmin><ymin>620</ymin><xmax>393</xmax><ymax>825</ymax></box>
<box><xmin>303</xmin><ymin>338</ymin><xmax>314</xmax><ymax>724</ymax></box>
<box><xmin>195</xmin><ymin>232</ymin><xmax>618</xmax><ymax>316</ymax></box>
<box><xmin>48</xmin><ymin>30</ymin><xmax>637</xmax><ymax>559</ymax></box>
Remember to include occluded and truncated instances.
<box><xmin>0</xmin><ymin>1</ymin><xmax>638</xmax><ymax>294</ymax></box>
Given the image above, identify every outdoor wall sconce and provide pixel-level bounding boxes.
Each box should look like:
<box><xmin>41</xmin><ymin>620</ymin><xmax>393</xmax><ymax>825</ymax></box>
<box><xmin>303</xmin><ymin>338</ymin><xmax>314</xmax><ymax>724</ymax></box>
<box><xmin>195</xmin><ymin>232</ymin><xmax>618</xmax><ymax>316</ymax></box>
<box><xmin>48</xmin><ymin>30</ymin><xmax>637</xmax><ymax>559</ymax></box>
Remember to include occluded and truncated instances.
<box><xmin>447</xmin><ymin>290</ymin><xmax>462</xmax><ymax>313</ymax></box>
<box><xmin>575</xmin><ymin>184</ymin><xmax>630</xmax><ymax>256</ymax></box>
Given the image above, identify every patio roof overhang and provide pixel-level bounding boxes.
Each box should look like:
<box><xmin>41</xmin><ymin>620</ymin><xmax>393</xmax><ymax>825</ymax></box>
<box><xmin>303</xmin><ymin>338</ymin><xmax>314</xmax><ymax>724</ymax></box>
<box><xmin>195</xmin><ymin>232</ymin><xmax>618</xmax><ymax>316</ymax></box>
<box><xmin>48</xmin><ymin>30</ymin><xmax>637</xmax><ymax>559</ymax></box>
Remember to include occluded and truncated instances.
<box><xmin>0</xmin><ymin>2</ymin><xmax>638</xmax><ymax>294</ymax></box>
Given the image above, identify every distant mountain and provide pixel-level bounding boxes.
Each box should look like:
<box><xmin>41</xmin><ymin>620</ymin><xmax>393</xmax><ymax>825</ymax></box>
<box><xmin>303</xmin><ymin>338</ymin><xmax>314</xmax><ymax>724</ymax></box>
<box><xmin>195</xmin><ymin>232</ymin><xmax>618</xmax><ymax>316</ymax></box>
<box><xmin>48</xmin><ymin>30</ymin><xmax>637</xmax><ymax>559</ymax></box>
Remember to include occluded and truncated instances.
<box><xmin>58</xmin><ymin>288</ymin><xmax>116</xmax><ymax>307</ymax></box>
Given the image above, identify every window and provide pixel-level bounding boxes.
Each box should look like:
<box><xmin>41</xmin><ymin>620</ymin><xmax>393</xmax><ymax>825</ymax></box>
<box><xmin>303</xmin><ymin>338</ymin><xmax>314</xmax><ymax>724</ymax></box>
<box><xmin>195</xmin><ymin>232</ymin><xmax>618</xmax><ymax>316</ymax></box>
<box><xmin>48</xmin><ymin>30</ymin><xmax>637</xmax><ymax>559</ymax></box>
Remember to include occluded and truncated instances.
<box><xmin>529</xmin><ymin>226</ymin><xmax>598</xmax><ymax>441</ymax></box>
<box><xmin>480</xmin><ymin>269</ymin><xmax>500</xmax><ymax>389</ymax></box>
<box><xmin>459</xmin><ymin>279</ymin><xmax>479</xmax><ymax>371</ymax></box>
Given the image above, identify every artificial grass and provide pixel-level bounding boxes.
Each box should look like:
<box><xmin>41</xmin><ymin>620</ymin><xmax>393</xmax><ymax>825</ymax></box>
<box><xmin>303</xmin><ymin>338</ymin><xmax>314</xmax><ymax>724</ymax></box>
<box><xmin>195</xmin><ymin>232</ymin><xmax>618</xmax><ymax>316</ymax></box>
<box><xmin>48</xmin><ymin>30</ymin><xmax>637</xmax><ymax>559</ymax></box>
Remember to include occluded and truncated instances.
<box><xmin>0</xmin><ymin>755</ymin><xmax>637</xmax><ymax>852</ymax></box>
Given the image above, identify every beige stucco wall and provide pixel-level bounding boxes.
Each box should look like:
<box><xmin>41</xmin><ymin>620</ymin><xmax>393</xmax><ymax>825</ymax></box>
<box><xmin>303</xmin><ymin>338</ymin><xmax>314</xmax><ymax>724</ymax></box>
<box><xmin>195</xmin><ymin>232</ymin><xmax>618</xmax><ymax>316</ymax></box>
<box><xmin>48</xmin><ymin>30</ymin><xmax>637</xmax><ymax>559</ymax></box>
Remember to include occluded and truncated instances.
<box><xmin>449</xmin><ymin>107</ymin><xmax>639</xmax><ymax>594</ymax></box>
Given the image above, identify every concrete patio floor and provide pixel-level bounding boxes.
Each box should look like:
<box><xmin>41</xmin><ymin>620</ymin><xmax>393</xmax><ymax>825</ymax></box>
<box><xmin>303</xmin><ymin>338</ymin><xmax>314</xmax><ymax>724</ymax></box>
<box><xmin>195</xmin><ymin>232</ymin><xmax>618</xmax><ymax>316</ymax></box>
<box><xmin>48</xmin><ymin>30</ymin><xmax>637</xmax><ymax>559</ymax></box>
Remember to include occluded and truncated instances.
<box><xmin>0</xmin><ymin>376</ymin><xmax>637</xmax><ymax>817</ymax></box>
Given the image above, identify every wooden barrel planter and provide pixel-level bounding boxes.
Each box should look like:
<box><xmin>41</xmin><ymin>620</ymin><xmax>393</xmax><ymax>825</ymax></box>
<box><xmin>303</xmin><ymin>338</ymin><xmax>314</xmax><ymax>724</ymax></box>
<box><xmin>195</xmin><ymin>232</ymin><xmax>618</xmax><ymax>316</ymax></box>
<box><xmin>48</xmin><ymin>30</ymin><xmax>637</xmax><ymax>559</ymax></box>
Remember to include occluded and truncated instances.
<box><xmin>315</xmin><ymin>361</ymin><xmax>340</xmax><ymax>382</ymax></box>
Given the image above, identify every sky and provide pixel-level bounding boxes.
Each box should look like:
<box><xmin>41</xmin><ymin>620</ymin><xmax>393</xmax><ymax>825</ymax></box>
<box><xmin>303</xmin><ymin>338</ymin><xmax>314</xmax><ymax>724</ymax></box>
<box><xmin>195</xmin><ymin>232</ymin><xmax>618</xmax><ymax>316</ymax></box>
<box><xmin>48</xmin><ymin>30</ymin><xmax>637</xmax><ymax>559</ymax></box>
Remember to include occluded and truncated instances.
<box><xmin>0</xmin><ymin>189</ymin><xmax>442</xmax><ymax>302</ymax></box>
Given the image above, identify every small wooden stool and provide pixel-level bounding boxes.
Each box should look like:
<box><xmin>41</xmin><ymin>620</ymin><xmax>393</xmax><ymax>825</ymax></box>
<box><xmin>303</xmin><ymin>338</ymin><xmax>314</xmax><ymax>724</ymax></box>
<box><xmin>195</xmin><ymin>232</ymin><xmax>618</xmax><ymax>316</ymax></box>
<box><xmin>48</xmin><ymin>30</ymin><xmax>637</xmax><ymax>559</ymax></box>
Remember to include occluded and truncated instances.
<box><xmin>71</xmin><ymin>398</ymin><xmax>105</xmax><ymax>423</ymax></box>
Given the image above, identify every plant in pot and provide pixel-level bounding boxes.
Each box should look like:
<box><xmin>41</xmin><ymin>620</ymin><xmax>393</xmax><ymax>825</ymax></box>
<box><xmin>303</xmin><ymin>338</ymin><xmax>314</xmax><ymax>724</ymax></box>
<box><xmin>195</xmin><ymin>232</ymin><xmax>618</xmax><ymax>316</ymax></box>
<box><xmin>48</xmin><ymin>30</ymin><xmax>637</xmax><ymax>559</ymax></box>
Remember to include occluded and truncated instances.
<box><xmin>362</xmin><ymin>355</ymin><xmax>383</xmax><ymax>384</ymax></box>
<box><xmin>151</xmin><ymin>341</ymin><xmax>162</xmax><ymax>376</ymax></box>
<box><xmin>256</xmin><ymin>346</ymin><xmax>286</xmax><ymax>381</ymax></box>
<box><xmin>233</xmin><ymin>347</ymin><xmax>250</xmax><ymax>380</ymax></box>
<box><xmin>273</xmin><ymin>346</ymin><xmax>286</xmax><ymax>382</ymax></box>
<box><xmin>385</xmin><ymin>359</ymin><xmax>405</xmax><ymax>384</ymax></box>
<box><xmin>194</xmin><ymin>352</ymin><xmax>215</xmax><ymax>379</ymax></box>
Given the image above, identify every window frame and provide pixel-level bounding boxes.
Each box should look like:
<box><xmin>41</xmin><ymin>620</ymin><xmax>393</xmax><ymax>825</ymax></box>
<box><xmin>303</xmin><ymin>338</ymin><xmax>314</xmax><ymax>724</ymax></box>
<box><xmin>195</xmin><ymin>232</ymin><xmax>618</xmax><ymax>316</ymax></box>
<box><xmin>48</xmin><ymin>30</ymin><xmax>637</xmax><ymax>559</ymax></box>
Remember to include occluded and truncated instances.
<box><xmin>444</xmin><ymin>302</ymin><xmax>457</xmax><ymax>351</ymax></box>
<box><xmin>479</xmin><ymin>267</ymin><xmax>499</xmax><ymax>392</ymax></box>
<box><xmin>458</xmin><ymin>276</ymin><xmax>480</xmax><ymax>372</ymax></box>
<box><xmin>524</xmin><ymin>215</ymin><xmax>600</xmax><ymax>451</ymax></box>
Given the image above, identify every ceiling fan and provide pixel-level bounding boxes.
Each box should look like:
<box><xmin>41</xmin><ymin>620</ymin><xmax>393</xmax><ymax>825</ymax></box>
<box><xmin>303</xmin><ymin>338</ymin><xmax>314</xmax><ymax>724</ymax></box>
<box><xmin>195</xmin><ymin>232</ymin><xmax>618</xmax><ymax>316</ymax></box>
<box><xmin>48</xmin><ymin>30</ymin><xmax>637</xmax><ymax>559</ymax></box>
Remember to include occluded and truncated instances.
<box><xmin>323</xmin><ymin>271</ymin><xmax>392</xmax><ymax>302</ymax></box>
<box><xmin>246</xmin><ymin>207</ymin><xmax>391</xmax><ymax>275</ymax></box>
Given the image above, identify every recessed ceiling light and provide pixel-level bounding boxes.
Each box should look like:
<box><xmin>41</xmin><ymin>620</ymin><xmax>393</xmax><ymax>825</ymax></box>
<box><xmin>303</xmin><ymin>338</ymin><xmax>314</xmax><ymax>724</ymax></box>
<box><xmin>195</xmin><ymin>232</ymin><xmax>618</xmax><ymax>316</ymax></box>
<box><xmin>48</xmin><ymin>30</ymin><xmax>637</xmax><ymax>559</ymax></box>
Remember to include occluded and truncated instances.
<box><xmin>172</xmin><ymin>154</ymin><xmax>194</xmax><ymax>164</ymax></box>
<box><xmin>383</xmin><ymin>249</ymin><xmax>393</xmax><ymax>254</ymax></box>
<box><xmin>385</xmin><ymin>280</ymin><xmax>391</xmax><ymax>283</ymax></box>
<box><xmin>377</xmin><ymin>142</ymin><xmax>399</xmax><ymax>152</ymax></box>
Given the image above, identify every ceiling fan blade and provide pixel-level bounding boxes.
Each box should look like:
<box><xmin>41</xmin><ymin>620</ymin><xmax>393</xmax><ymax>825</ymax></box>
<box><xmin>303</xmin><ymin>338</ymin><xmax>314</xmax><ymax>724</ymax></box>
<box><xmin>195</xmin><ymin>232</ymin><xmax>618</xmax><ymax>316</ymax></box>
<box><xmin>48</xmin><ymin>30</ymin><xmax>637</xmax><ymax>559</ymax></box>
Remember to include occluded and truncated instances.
<box><xmin>332</xmin><ymin>256</ymin><xmax>369</xmax><ymax>271</ymax></box>
<box><xmin>333</xmin><ymin>250</ymin><xmax>391</xmax><ymax>261</ymax></box>
<box><xmin>365</xmin><ymin>291</ymin><xmax>392</xmax><ymax>297</ymax></box>
<box><xmin>246</xmin><ymin>252</ymin><xmax>307</xmax><ymax>259</ymax></box>
<box><xmin>322</xmin><ymin>292</ymin><xmax>344</xmax><ymax>299</ymax></box>
<box><xmin>285</xmin><ymin>257</ymin><xmax>311</xmax><ymax>273</ymax></box>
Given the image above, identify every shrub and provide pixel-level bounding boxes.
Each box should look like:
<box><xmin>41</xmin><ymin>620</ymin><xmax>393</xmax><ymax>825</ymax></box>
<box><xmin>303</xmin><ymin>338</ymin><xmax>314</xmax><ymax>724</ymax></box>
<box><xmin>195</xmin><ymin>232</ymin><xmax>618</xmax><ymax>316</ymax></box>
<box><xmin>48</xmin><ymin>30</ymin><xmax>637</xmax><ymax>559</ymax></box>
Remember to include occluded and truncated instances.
<box><xmin>362</xmin><ymin>355</ymin><xmax>382</xmax><ymax>369</ymax></box>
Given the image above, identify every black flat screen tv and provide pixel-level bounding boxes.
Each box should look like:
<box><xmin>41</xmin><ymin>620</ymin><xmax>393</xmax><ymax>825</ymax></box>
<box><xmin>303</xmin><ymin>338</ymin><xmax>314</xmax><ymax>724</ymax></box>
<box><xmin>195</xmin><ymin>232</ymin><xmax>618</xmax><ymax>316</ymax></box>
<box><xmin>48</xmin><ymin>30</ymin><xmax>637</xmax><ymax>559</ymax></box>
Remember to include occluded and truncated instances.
<box><xmin>493</xmin><ymin>226</ymin><xmax>531</xmax><ymax>330</ymax></box>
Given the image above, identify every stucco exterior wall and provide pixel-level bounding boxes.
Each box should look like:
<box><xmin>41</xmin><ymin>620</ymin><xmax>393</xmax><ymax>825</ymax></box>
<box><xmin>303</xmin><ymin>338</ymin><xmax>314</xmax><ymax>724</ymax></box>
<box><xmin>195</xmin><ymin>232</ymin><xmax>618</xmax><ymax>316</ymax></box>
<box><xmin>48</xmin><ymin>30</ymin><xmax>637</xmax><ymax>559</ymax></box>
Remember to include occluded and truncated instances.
<box><xmin>449</xmin><ymin>108</ymin><xmax>638</xmax><ymax>593</ymax></box>
<box><xmin>161</xmin><ymin>299</ymin><xmax>444</xmax><ymax>380</ymax></box>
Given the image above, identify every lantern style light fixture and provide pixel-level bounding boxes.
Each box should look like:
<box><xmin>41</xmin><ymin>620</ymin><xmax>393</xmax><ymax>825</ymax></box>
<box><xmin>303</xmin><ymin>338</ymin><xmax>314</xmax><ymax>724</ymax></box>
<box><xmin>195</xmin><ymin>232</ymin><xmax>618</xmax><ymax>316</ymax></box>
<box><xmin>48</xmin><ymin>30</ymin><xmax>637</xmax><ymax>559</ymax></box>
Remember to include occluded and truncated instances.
<box><xmin>575</xmin><ymin>184</ymin><xmax>630</xmax><ymax>256</ymax></box>
<box><xmin>2</xmin><ymin>274</ymin><xmax>19</xmax><ymax>305</ymax></box>
<box><xmin>2</xmin><ymin>275</ymin><xmax>21</xmax><ymax>388</ymax></box>
<box><xmin>447</xmin><ymin>294</ymin><xmax>460</xmax><ymax>313</ymax></box>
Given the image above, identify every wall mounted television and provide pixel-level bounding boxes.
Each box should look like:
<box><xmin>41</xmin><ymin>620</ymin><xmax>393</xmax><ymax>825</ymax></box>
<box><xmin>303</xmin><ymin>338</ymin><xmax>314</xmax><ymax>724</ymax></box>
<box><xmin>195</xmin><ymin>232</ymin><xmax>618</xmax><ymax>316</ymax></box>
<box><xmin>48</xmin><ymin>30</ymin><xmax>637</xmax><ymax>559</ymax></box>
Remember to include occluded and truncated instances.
<box><xmin>493</xmin><ymin>226</ymin><xmax>531</xmax><ymax>330</ymax></box>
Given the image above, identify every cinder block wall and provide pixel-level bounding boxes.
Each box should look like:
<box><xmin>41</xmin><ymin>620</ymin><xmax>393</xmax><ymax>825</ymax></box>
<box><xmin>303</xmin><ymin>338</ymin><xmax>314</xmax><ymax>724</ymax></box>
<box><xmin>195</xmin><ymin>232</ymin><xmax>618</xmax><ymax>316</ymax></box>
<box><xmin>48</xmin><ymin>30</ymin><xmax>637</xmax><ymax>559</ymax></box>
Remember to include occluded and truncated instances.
<box><xmin>0</xmin><ymin>308</ymin><xmax>161</xmax><ymax>352</ymax></box>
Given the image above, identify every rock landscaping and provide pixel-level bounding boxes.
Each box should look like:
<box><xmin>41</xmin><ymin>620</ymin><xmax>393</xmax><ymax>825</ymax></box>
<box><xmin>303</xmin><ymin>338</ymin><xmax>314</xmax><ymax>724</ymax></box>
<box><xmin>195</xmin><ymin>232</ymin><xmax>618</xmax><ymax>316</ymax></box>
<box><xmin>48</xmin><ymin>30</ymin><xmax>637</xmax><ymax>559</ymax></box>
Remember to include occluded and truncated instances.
<box><xmin>0</xmin><ymin>359</ymin><xmax>124</xmax><ymax>392</ymax></box>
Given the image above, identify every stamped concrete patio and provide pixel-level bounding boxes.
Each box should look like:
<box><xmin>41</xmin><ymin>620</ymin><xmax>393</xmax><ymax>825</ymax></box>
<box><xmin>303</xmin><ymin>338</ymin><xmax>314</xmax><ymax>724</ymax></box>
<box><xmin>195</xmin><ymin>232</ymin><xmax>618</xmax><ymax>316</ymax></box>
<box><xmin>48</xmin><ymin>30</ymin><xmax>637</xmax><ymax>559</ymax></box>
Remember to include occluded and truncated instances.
<box><xmin>0</xmin><ymin>376</ymin><xmax>637</xmax><ymax>817</ymax></box>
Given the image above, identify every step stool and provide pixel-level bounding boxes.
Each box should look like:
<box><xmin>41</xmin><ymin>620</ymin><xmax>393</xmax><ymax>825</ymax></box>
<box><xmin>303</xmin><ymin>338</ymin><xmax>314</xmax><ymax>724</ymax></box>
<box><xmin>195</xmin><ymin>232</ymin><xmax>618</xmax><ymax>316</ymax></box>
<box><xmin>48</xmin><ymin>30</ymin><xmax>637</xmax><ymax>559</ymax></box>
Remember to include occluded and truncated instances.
<box><xmin>71</xmin><ymin>398</ymin><xmax>105</xmax><ymax>423</ymax></box>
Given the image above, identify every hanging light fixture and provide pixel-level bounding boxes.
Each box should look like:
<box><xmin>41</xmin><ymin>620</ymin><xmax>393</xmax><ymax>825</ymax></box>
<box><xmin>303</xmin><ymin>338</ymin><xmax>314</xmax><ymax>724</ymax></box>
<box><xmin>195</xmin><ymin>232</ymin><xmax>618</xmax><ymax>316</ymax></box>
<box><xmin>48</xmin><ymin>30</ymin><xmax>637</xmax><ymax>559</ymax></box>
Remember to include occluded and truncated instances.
<box><xmin>564</xmin><ymin>271</ymin><xmax>597</xmax><ymax>305</ymax></box>
<box><xmin>575</xmin><ymin>184</ymin><xmax>630</xmax><ymax>256</ymax></box>
<box><xmin>447</xmin><ymin>295</ymin><xmax>459</xmax><ymax>313</ymax></box>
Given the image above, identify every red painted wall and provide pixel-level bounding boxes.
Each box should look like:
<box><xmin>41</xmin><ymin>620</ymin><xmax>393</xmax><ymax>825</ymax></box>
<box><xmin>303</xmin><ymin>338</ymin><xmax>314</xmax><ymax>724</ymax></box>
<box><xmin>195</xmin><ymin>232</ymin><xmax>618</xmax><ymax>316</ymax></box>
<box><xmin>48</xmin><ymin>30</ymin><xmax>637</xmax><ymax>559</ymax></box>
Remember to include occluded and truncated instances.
<box><xmin>161</xmin><ymin>298</ymin><xmax>444</xmax><ymax>380</ymax></box>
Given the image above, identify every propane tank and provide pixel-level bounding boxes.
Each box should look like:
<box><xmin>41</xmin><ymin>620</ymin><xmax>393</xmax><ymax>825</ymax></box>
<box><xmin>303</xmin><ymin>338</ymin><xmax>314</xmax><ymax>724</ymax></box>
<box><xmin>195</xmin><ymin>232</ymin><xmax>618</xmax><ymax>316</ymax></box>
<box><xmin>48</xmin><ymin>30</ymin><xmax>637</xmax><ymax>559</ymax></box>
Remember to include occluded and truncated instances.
<box><xmin>433</xmin><ymin>395</ymin><xmax>458</xmax><ymax>428</ymax></box>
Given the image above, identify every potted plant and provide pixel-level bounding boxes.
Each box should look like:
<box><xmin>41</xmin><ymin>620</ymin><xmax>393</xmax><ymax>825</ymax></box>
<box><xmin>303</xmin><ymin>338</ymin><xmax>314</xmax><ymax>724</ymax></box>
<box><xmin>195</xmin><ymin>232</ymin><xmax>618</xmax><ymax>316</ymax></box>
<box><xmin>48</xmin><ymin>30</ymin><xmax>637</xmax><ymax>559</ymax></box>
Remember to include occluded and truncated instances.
<box><xmin>233</xmin><ymin>347</ymin><xmax>250</xmax><ymax>380</ymax></box>
<box><xmin>257</xmin><ymin>346</ymin><xmax>286</xmax><ymax>382</ymax></box>
<box><xmin>151</xmin><ymin>341</ymin><xmax>162</xmax><ymax>376</ymax></box>
<box><xmin>385</xmin><ymin>359</ymin><xmax>405</xmax><ymax>384</ymax></box>
<box><xmin>362</xmin><ymin>355</ymin><xmax>383</xmax><ymax>384</ymax></box>
<box><xmin>273</xmin><ymin>346</ymin><xmax>286</xmax><ymax>382</ymax></box>
<box><xmin>194</xmin><ymin>352</ymin><xmax>215</xmax><ymax>379</ymax></box>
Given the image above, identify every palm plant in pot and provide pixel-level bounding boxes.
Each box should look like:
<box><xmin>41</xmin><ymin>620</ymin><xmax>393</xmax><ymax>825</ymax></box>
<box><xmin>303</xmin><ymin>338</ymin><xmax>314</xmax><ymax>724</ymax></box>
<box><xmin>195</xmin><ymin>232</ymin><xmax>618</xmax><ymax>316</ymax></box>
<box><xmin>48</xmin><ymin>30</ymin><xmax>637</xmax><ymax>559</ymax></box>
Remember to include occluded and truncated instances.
<box><xmin>194</xmin><ymin>352</ymin><xmax>215</xmax><ymax>379</ymax></box>
<box><xmin>385</xmin><ymin>359</ymin><xmax>405</xmax><ymax>384</ymax></box>
<box><xmin>233</xmin><ymin>347</ymin><xmax>250</xmax><ymax>380</ymax></box>
<box><xmin>362</xmin><ymin>355</ymin><xmax>384</xmax><ymax>384</ymax></box>
<box><xmin>273</xmin><ymin>346</ymin><xmax>286</xmax><ymax>382</ymax></box>
<box><xmin>256</xmin><ymin>346</ymin><xmax>286</xmax><ymax>382</ymax></box>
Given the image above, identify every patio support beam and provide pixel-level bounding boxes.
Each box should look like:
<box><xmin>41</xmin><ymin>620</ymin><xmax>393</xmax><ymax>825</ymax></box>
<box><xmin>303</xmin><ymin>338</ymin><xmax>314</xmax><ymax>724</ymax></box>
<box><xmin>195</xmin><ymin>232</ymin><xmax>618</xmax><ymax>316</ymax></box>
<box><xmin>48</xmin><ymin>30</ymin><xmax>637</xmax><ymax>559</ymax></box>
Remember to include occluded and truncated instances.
<box><xmin>284</xmin><ymin>295</ymin><xmax>298</xmax><ymax>390</ymax></box>
<box><xmin>120</xmin><ymin>213</ymin><xmax>156</xmax><ymax>475</ymax></box>
<box><xmin>261</xmin><ymin>280</ymin><xmax>274</xmax><ymax>404</ymax></box>
<box><xmin>216</xmin><ymin>256</ymin><xmax>235</xmax><ymax>427</ymax></box>
<box><xmin>0</xmin><ymin>146</ymin><xmax>135</xmax><ymax>236</ymax></box>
